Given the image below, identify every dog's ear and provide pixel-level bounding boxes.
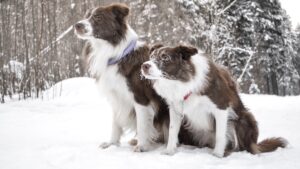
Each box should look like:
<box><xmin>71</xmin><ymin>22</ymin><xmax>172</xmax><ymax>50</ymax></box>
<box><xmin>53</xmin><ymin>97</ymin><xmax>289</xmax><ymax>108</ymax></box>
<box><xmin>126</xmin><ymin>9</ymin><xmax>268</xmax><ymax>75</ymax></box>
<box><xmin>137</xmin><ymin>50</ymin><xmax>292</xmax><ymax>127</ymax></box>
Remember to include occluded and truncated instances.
<box><xmin>150</xmin><ymin>44</ymin><xmax>164</xmax><ymax>54</ymax></box>
<box><xmin>111</xmin><ymin>4</ymin><xmax>130</xmax><ymax>20</ymax></box>
<box><xmin>175</xmin><ymin>45</ymin><xmax>198</xmax><ymax>60</ymax></box>
<box><xmin>84</xmin><ymin>8</ymin><xmax>93</xmax><ymax>18</ymax></box>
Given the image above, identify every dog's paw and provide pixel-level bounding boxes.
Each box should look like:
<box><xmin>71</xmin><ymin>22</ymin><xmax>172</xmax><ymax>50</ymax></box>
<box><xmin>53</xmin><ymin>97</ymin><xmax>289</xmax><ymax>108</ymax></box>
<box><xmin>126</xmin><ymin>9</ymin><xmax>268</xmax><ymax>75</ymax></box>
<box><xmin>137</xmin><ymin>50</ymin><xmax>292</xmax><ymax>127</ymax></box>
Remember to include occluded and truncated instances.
<box><xmin>133</xmin><ymin>145</ymin><xmax>143</xmax><ymax>152</ymax></box>
<box><xmin>128</xmin><ymin>139</ymin><xmax>138</xmax><ymax>146</ymax></box>
<box><xmin>161</xmin><ymin>149</ymin><xmax>176</xmax><ymax>156</ymax></box>
<box><xmin>212</xmin><ymin>150</ymin><xmax>224</xmax><ymax>158</ymax></box>
<box><xmin>99</xmin><ymin>142</ymin><xmax>112</xmax><ymax>149</ymax></box>
<box><xmin>99</xmin><ymin>142</ymin><xmax>119</xmax><ymax>149</ymax></box>
<box><xmin>133</xmin><ymin>144</ymin><xmax>152</xmax><ymax>152</ymax></box>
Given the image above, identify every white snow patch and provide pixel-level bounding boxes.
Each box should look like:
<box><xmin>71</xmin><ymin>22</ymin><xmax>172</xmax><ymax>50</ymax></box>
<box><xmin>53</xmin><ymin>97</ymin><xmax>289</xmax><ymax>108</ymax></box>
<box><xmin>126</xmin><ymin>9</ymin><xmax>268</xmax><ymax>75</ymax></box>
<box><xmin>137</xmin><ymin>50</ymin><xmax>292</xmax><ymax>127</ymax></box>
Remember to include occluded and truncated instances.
<box><xmin>0</xmin><ymin>77</ymin><xmax>300</xmax><ymax>169</ymax></box>
<box><xmin>71</xmin><ymin>3</ymin><xmax>75</xmax><ymax>9</ymax></box>
<box><xmin>8</xmin><ymin>60</ymin><xmax>24</xmax><ymax>79</ymax></box>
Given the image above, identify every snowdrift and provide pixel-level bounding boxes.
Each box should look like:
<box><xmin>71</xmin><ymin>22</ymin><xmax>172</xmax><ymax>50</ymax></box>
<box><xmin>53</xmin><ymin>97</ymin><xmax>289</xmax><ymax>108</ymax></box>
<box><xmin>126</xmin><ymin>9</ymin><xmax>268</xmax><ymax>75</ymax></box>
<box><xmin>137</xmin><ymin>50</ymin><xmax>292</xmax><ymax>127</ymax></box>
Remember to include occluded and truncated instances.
<box><xmin>0</xmin><ymin>77</ymin><xmax>299</xmax><ymax>169</ymax></box>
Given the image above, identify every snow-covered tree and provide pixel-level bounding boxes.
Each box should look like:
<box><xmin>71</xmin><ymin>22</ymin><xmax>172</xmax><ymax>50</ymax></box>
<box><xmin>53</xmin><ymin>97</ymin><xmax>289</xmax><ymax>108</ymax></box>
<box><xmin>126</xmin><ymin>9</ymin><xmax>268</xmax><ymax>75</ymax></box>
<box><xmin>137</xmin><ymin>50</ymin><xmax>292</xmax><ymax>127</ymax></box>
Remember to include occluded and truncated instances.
<box><xmin>1</xmin><ymin>0</ymin><xmax>300</xmax><ymax>102</ymax></box>
<box><xmin>209</xmin><ymin>0</ymin><xmax>299</xmax><ymax>95</ymax></box>
<box><xmin>294</xmin><ymin>25</ymin><xmax>300</xmax><ymax>75</ymax></box>
<box><xmin>253</xmin><ymin>0</ymin><xmax>299</xmax><ymax>95</ymax></box>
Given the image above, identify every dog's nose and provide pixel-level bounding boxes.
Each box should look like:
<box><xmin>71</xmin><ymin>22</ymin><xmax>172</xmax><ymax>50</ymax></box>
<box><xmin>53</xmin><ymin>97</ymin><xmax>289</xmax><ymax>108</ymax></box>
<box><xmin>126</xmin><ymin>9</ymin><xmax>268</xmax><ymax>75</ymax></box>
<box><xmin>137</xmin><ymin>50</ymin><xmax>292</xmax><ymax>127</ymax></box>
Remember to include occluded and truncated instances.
<box><xmin>74</xmin><ymin>23</ymin><xmax>84</xmax><ymax>30</ymax></box>
<box><xmin>142</xmin><ymin>63</ymin><xmax>151</xmax><ymax>72</ymax></box>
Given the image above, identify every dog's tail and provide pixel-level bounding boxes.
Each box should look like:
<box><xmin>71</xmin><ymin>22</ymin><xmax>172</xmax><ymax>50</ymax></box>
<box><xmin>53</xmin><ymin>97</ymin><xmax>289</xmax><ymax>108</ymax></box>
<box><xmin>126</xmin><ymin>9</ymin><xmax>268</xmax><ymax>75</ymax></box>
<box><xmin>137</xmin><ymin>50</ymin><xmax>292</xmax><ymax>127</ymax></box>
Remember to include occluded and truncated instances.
<box><xmin>251</xmin><ymin>137</ymin><xmax>288</xmax><ymax>154</ymax></box>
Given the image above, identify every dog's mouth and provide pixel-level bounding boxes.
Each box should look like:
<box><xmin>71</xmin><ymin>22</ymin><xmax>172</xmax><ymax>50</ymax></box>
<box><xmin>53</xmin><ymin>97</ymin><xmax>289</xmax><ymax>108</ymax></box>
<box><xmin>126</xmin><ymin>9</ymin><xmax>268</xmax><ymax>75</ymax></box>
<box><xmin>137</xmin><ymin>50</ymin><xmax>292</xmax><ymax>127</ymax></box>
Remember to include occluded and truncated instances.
<box><xmin>141</xmin><ymin>62</ymin><xmax>162</xmax><ymax>80</ymax></box>
<box><xmin>74</xmin><ymin>28</ymin><xmax>88</xmax><ymax>38</ymax></box>
<box><xmin>74</xmin><ymin>22</ymin><xmax>92</xmax><ymax>39</ymax></box>
<box><xmin>141</xmin><ymin>69</ymin><xmax>160</xmax><ymax>80</ymax></box>
<box><xmin>141</xmin><ymin>64</ymin><xmax>153</xmax><ymax>79</ymax></box>
<box><xmin>74</xmin><ymin>29</ymin><xmax>86</xmax><ymax>35</ymax></box>
<box><xmin>74</xmin><ymin>23</ymin><xmax>85</xmax><ymax>33</ymax></box>
<box><xmin>141</xmin><ymin>69</ymin><xmax>149</xmax><ymax>77</ymax></box>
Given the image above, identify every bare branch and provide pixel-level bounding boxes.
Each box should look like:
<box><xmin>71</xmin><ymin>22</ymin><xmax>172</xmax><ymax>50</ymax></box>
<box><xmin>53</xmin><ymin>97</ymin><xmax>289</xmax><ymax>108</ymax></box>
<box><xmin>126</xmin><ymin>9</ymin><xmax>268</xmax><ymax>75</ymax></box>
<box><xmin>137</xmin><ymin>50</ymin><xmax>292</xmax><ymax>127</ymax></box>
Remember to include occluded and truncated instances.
<box><xmin>237</xmin><ymin>52</ymin><xmax>255</xmax><ymax>83</ymax></box>
<box><xmin>216</xmin><ymin>0</ymin><xmax>237</xmax><ymax>16</ymax></box>
<box><xmin>30</xmin><ymin>25</ymin><xmax>73</xmax><ymax>62</ymax></box>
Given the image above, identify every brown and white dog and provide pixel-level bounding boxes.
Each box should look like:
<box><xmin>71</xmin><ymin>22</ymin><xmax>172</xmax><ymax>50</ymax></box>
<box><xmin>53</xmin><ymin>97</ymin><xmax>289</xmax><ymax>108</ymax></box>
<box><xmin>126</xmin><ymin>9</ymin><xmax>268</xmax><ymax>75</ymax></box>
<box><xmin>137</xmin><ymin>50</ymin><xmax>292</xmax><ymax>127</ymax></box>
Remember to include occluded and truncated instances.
<box><xmin>74</xmin><ymin>3</ymin><xmax>170</xmax><ymax>152</ymax></box>
<box><xmin>141</xmin><ymin>45</ymin><xmax>287</xmax><ymax>157</ymax></box>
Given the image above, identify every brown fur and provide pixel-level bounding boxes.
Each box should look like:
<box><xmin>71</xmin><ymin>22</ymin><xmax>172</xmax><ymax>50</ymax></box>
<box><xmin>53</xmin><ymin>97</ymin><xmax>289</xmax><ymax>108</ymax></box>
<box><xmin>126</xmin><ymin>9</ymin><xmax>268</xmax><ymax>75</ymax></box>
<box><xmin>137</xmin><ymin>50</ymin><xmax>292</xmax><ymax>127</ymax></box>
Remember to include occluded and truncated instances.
<box><xmin>256</xmin><ymin>138</ymin><xmax>287</xmax><ymax>153</ymax></box>
<box><xmin>75</xmin><ymin>3</ymin><xmax>129</xmax><ymax>46</ymax></box>
<box><xmin>78</xmin><ymin>4</ymin><xmax>196</xmax><ymax>146</ymax></box>
<box><xmin>147</xmin><ymin>45</ymin><xmax>197</xmax><ymax>82</ymax></box>
<box><xmin>76</xmin><ymin>4</ymin><xmax>168</xmax><ymax>147</ymax></box>
<box><xmin>201</xmin><ymin>62</ymin><xmax>287</xmax><ymax>154</ymax></box>
<box><xmin>117</xmin><ymin>44</ymin><xmax>171</xmax><ymax>132</ymax></box>
<box><xmin>150</xmin><ymin>45</ymin><xmax>287</xmax><ymax>155</ymax></box>
<box><xmin>118</xmin><ymin>45</ymin><xmax>197</xmax><ymax>145</ymax></box>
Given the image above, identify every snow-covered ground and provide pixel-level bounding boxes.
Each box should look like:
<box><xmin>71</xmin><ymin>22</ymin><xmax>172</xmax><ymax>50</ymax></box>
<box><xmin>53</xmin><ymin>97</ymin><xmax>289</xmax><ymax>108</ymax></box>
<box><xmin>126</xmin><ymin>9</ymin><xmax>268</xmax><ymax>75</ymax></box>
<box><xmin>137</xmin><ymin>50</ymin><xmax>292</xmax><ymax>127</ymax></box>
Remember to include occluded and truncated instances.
<box><xmin>0</xmin><ymin>77</ymin><xmax>299</xmax><ymax>169</ymax></box>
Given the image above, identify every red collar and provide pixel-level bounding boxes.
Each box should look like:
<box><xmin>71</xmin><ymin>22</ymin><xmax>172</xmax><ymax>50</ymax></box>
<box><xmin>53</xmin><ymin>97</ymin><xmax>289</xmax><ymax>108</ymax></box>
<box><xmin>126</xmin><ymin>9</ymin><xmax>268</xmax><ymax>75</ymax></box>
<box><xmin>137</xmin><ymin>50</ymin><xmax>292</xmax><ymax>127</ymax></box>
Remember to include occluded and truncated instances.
<box><xmin>183</xmin><ymin>92</ymin><xmax>192</xmax><ymax>101</ymax></box>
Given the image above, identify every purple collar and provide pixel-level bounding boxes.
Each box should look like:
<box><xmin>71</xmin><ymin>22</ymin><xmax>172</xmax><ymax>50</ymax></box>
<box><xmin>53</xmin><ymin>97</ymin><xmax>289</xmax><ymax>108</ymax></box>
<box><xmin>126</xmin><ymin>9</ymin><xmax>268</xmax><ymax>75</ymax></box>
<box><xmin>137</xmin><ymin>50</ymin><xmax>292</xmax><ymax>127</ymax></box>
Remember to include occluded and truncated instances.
<box><xmin>107</xmin><ymin>40</ymin><xmax>137</xmax><ymax>66</ymax></box>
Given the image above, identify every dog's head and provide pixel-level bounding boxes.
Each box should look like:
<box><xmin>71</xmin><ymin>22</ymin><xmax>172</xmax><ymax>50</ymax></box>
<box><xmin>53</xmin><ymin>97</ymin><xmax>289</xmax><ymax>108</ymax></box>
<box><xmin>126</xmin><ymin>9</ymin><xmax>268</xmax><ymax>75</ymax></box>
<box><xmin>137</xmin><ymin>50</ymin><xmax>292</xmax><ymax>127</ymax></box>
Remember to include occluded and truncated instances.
<box><xmin>74</xmin><ymin>3</ymin><xmax>129</xmax><ymax>45</ymax></box>
<box><xmin>142</xmin><ymin>45</ymin><xmax>198</xmax><ymax>82</ymax></box>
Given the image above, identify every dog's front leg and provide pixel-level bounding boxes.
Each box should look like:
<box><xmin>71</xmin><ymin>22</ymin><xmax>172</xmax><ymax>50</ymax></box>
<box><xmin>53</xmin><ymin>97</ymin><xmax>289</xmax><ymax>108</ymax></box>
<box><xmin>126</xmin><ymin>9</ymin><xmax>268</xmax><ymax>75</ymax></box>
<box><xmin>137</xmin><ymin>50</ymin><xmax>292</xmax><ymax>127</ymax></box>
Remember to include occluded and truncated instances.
<box><xmin>212</xmin><ymin>109</ymin><xmax>228</xmax><ymax>157</ymax></box>
<box><xmin>162</xmin><ymin>107</ymin><xmax>182</xmax><ymax>155</ymax></box>
<box><xmin>99</xmin><ymin>112</ymin><xmax>122</xmax><ymax>149</ymax></box>
<box><xmin>133</xmin><ymin>103</ymin><xmax>158</xmax><ymax>152</ymax></box>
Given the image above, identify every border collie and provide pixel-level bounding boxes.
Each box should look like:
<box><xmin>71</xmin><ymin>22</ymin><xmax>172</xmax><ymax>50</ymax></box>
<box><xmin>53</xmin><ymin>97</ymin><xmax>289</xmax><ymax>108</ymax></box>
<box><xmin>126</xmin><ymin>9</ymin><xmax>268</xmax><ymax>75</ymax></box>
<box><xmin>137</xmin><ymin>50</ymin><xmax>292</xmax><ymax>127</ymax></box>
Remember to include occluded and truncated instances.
<box><xmin>74</xmin><ymin>3</ymin><xmax>170</xmax><ymax>152</ymax></box>
<box><xmin>141</xmin><ymin>45</ymin><xmax>287</xmax><ymax>157</ymax></box>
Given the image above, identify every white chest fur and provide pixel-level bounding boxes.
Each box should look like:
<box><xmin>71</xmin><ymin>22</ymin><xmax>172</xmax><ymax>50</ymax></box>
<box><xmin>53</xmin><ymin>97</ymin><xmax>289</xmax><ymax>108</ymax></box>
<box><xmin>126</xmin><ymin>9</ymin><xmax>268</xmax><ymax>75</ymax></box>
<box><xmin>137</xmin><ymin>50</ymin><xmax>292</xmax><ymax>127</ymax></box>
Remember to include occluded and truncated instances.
<box><xmin>97</xmin><ymin>65</ymin><xmax>135</xmax><ymax>128</ymax></box>
<box><xmin>87</xmin><ymin>27</ymin><xmax>138</xmax><ymax>128</ymax></box>
<box><xmin>152</xmin><ymin>53</ymin><xmax>214</xmax><ymax>131</ymax></box>
<box><xmin>152</xmin><ymin>53</ymin><xmax>232</xmax><ymax>156</ymax></box>
<box><xmin>173</xmin><ymin>95</ymin><xmax>215</xmax><ymax>131</ymax></box>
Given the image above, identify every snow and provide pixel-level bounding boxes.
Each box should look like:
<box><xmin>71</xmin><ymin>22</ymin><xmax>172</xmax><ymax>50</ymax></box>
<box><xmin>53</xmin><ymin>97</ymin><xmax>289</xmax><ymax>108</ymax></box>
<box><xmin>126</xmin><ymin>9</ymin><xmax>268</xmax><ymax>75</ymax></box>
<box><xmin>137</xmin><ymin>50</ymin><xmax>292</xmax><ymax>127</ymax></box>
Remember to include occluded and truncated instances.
<box><xmin>249</xmin><ymin>81</ymin><xmax>261</xmax><ymax>94</ymax></box>
<box><xmin>280</xmin><ymin>0</ymin><xmax>300</xmax><ymax>28</ymax></box>
<box><xmin>178</xmin><ymin>0</ymin><xmax>200</xmax><ymax>13</ymax></box>
<box><xmin>8</xmin><ymin>60</ymin><xmax>25</xmax><ymax>79</ymax></box>
<box><xmin>71</xmin><ymin>3</ymin><xmax>75</xmax><ymax>9</ymax></box>
<box><xmin>264</xmin><ymin>34</ymin><xmax>272</xmax><ymax>41</ymax></box>
<box><xmin>0</xmin><ymin>77</ymin><xmax>300</xmax><ymax>169</ymax></box>
<box><xmin>142</xmin><ymin>4</ymin><xmax>157</xmax><ymax>16</ymax></box>
<box><xmin>216</xmin><ymin>0</ymin><xmax>238</xmax><ymax>16</ymax></box>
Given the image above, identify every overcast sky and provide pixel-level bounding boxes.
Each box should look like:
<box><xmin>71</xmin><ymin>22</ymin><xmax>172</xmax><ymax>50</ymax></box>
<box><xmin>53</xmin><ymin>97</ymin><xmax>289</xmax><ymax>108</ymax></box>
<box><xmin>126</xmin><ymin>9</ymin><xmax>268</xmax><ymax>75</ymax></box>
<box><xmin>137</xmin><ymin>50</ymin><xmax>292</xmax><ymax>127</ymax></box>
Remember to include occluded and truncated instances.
<box><xmin>280</xmin><ymin>0</ymin><xmax>300</xmax><ymax>29</ymax></box>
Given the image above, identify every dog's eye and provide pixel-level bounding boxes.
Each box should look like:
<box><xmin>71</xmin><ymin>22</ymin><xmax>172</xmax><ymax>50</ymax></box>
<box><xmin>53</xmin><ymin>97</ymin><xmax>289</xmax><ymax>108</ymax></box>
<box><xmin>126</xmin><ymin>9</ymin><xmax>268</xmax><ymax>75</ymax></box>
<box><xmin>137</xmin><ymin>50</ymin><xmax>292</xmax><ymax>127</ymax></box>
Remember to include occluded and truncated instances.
<box><xmin>153</xmin><ymin>59</ymin><xmax>164</xmax><ymax>68</ymax></box>
<box><xmin>160</xmin><ymin>54</ymin><xmax>170</xmax><ymax>62</ymax></box>
<box><xmin>153</xmin><ymin>59</ymin><xmax>160</xmax><ymax>65</ymax></box>
<box><xmin>93</xmin><ymin>14</ymin><xmax>102</xmax><ymax>20</ymax></box>
<box><xmin>150</xmin><ymin>55</ymin><xmax>155</xmax><ymax>60</ymax></box>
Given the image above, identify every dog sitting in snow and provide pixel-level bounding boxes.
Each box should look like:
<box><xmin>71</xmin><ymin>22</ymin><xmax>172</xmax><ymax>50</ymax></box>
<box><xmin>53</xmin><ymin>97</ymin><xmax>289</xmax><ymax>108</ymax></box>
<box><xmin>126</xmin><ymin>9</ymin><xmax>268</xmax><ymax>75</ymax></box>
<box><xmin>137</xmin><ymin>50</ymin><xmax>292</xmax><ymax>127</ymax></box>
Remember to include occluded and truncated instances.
<box><xmin>74</xmin><ymin>3</ymin><xmax>172</xmax><ymax>151</ymax></box>
<box><xmin>141</xmin><ymin>45</ymin><xmax>287</xmax><ymax>157</ymax></box>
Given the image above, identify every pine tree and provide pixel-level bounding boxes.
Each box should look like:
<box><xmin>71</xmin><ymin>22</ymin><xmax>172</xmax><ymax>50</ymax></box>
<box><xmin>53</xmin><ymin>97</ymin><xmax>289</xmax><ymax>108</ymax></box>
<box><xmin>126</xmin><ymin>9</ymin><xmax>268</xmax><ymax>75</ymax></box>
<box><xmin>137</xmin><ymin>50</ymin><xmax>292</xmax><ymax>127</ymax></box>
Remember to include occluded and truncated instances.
<box><xmin>254</xmin><ymin>0</ymin><xmax>298</xmax><ymax>95</ymax></box>
<box><xmin>294</xmin><ymin>25</ymin><xmax>300</xmax><ymax>75</ymax></box>
<box><xmin>213</xmin><ymin>0</ymin><xmax>258</xmax><ymax>88</ymax></box>
<box><xmin>212</xmin><ymin>0</ymin><xmax>299</xmax><ymax>95</ymax></box>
